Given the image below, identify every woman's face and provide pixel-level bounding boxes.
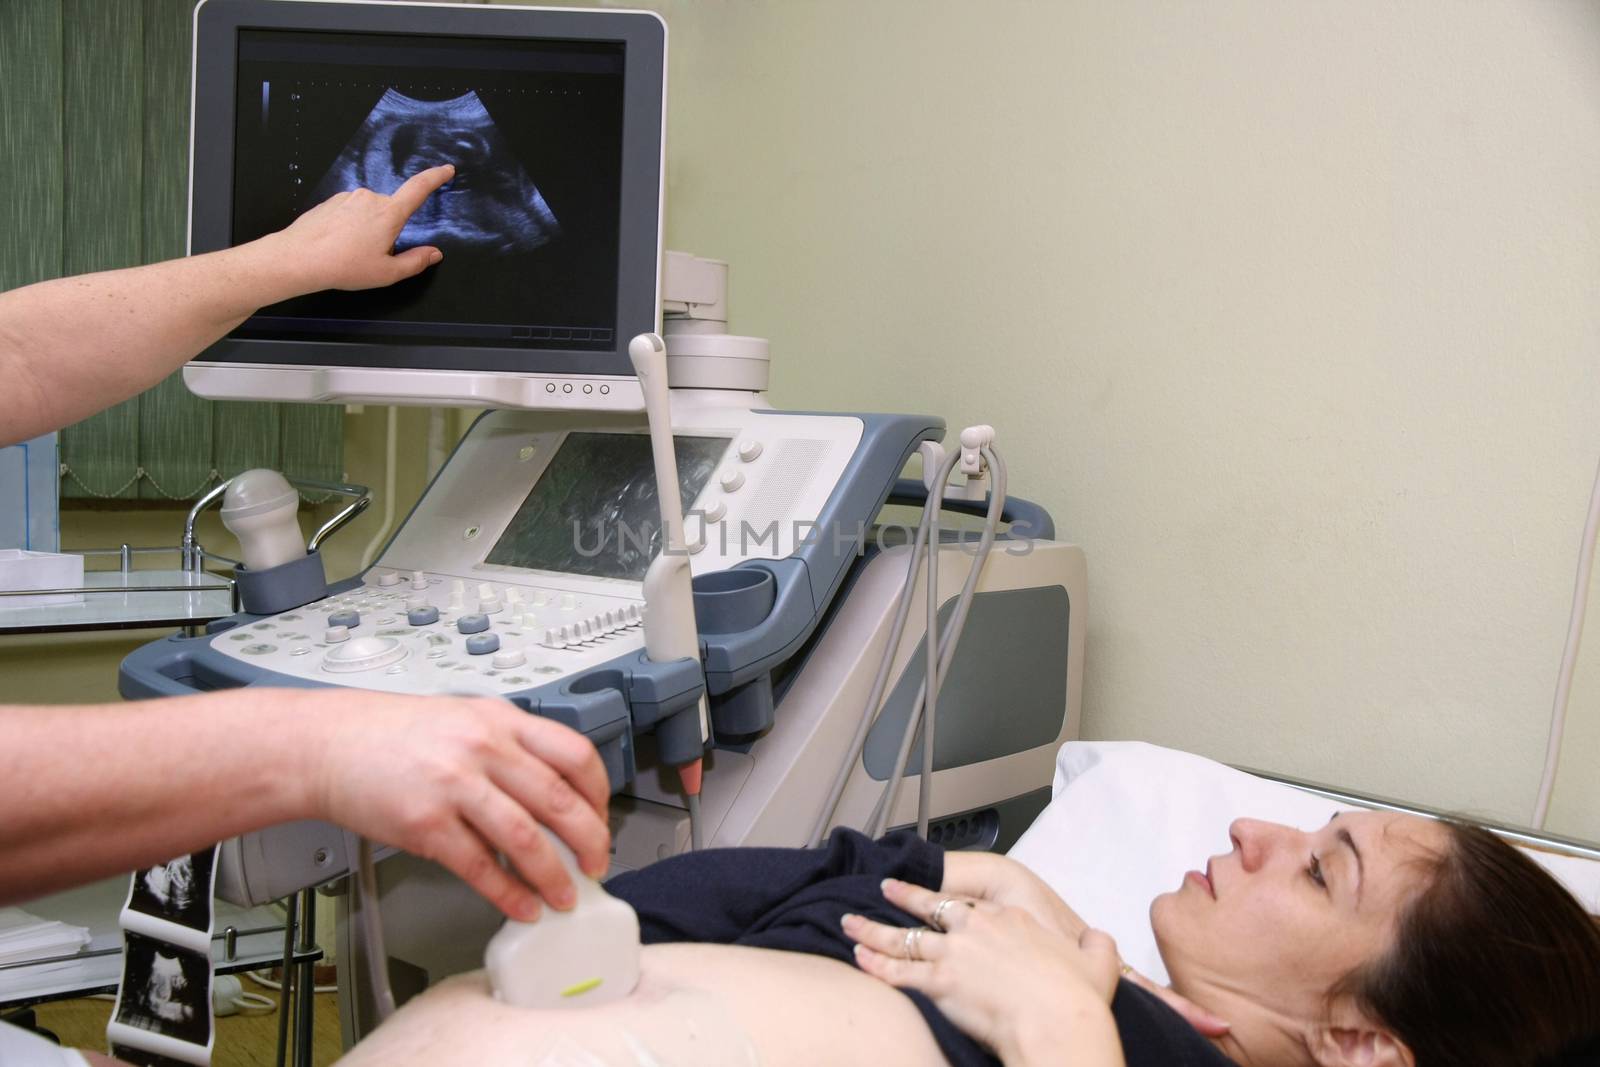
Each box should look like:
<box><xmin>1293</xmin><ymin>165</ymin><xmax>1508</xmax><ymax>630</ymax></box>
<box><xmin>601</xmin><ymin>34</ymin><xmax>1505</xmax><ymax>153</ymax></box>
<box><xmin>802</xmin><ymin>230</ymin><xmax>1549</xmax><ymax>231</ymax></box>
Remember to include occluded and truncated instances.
<box><xmin>1151</xmin><ymin>812</ymin><xmax>1447</xmax><ymax>1021</ymax></box>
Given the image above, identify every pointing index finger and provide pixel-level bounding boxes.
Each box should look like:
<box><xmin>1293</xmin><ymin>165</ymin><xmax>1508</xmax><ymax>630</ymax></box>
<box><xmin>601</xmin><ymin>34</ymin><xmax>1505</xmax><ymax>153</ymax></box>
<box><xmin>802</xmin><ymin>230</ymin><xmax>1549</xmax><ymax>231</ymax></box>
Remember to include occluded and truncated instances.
<box><xmin>389</xmin><ymin>163</ymin><xmax>455</xmax><ymax>219</ymax></box>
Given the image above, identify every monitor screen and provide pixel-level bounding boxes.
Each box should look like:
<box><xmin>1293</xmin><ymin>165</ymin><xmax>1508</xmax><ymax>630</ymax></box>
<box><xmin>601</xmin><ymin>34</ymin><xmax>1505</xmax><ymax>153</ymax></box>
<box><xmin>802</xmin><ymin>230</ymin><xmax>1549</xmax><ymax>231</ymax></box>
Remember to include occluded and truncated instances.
<box><xmin>189</xmin><ymin>1</ymin><xmax>665</xmax><ymax>379</ymax></box>
<box><xmin>232</xmin><ymin>30</ymin><xmax>622</xmax><ymax>351</ymax></box>
<box><xmin>486</xmin><ymin>432</ymin><xmax>731</xmax><ymax>581</ymax></box>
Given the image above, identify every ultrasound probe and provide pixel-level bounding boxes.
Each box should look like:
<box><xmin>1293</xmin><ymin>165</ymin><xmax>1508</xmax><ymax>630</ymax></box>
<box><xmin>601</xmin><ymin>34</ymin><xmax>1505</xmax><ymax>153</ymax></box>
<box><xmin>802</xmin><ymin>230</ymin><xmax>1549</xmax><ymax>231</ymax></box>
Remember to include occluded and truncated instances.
<box><xmin>629</xmin><ymin>331</ymin><xmax>712</xmax><ymax>850</ymax></box>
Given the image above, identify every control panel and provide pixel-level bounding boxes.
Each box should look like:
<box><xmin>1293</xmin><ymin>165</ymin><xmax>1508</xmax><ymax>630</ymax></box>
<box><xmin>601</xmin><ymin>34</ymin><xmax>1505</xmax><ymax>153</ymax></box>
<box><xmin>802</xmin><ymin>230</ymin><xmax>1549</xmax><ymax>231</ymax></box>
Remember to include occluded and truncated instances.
<box><xmin>213</xmin><ymin>568</ymin><xmax>647</xmax><ymax>695</ymax></box>
<box><xmin>208</xmin><ymin>402</ymin><xmax>867</xmax><ymax>695</ymax></box>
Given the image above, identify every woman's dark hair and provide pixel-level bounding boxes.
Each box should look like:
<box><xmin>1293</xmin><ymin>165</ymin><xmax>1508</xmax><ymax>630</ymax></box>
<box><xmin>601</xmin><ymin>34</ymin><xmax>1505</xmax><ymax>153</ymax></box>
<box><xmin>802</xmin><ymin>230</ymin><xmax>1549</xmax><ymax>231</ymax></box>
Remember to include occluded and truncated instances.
<box><xmin>1334</xmin><ymin>821</ymin><xmax>1600</xmax><ymax>1066</ymax></box>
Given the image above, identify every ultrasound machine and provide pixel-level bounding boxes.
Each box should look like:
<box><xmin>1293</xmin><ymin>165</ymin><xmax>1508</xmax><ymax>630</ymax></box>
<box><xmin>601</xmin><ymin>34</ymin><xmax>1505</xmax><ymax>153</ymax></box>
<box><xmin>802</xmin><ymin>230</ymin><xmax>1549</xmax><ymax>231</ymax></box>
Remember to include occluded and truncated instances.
<box><xmin>118</xmin><ymin>0</ymin><xmax>1086</xmax><ymax>1041</ymax></box>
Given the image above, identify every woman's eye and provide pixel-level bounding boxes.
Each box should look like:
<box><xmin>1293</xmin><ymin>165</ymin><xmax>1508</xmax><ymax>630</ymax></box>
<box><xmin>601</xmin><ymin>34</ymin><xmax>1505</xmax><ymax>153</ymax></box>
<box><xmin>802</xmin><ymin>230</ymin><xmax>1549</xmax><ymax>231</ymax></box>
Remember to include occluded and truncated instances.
<box><xmin>1308</xmin><ymin>854</ymin><xmax>1327</xmax><ymax>890</ymax></box>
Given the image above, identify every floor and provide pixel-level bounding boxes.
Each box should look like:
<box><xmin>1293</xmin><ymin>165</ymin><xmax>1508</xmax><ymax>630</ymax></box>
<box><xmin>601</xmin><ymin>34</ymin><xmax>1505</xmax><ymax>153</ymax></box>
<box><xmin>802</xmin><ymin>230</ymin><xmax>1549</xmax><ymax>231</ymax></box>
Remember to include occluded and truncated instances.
<box><xmin>27</xmin><ymin>981</ymin><xmax>344</xmax><ymax>1066</ymax></box>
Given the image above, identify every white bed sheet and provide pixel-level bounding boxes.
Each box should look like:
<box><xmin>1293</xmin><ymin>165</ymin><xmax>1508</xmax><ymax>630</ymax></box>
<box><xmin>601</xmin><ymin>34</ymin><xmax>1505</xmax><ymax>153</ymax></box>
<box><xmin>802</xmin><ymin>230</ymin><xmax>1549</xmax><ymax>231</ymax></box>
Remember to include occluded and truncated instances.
<box><xmin>1006</xmin><ymin>741</ymin><xmax>1600</xmax><ymax>984</ymax></box>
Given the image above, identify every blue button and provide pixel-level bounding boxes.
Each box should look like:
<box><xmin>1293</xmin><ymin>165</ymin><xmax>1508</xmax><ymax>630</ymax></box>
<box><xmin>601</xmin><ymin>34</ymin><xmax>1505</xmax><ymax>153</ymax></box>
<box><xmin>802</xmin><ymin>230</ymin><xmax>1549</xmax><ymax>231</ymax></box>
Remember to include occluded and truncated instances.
<box><xmin>465</xmin><ymin>633</ymin><xmax>501</xmax><ymax>656</ymax></box>
<box><xmin>327</xmin><ymin>610</ymin><xmax>360</xmax><ymax>629</ymax></box>
<box><xmin>407</xmin><ymin>606</ymin><xmax>440</xmax><ymax>626</ymax></box>
<box><xmin>456</xmin><ymin>613</ymin><xmax>491</xmax><ymax>635</ymax></box>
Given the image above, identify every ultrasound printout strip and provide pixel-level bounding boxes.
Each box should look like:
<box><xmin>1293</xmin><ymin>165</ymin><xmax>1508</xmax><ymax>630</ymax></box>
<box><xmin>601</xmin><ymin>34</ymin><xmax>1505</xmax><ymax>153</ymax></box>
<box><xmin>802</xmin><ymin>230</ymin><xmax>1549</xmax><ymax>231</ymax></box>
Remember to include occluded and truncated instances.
<box><xmin>107</xmin><ymin>847</ymin><xmax>220</xmax><ymax>1065</ymax></box>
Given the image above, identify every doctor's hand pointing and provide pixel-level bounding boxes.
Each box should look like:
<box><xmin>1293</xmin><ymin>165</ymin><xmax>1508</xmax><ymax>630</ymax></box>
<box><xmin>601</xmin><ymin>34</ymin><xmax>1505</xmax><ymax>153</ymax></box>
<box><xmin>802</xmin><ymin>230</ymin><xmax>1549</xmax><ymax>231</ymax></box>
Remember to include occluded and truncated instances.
<box><xmin>266</xmin><ymin>163</ymin><xmax>455</xmax><ymax>291</ymax></box>
<box><xmin>0</xmin><ymin>162</ymin><xmax>457</xmax><ymax>448</ymax></box>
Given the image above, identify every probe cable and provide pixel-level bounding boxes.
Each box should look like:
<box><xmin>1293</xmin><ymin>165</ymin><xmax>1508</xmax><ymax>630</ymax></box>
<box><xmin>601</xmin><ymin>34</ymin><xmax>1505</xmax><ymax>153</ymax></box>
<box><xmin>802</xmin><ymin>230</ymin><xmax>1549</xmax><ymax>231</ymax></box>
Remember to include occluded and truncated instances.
<box><xmin>873</xmin><ymin>445</ymin><xmax>1007</xmax><ymax>839</ymax></box>
<box><xmin>806</xmin><ymin>441</ymin><xmax>1008</xmax><ymax>845</ymax></box>
<box><xmin>352</xmin><ymin>833</ymin><xmax>398</xmax><ymax>1023</ymax></box>
<box><xmin>1534</xmin><ymin>451</ymin><xmax>1600</xmax><ymax>828</ymax></box>
<box><xmin>803</xmin><ymin>461</ymin><xmax>939</xmax><ymax>848</ymax></box>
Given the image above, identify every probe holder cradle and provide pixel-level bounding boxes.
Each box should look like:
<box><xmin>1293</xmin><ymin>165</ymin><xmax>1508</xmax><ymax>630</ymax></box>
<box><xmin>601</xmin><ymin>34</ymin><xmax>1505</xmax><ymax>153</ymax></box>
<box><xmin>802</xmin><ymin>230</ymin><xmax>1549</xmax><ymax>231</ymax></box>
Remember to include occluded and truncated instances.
<box><xmin>232</xmin><ymin>551</ymin><xmax>328</xmax><ymax>616</ymax></box>
<box><xmin>693</xmin><ymin>567</ymin><xmax>779</xmax><ymax>736</ymax></box>
<box><xmin>513</xmin><ymin>651</ymin><xmax>708</xmax><ymax>781</ymax></box>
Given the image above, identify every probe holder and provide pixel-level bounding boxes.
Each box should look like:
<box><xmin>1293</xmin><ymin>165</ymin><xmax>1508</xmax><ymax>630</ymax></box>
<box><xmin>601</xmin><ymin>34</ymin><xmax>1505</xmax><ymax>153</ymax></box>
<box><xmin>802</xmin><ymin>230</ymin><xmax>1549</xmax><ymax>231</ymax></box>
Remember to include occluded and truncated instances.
<box><xmin>693</xmin><ymin>567</ymin><xmax>779</xmax><ymax>736</ymax></box>
<box><xmin>233</xmin><ymin>551</ymin><xmax>328</xmax><ymax>616</ymax></box>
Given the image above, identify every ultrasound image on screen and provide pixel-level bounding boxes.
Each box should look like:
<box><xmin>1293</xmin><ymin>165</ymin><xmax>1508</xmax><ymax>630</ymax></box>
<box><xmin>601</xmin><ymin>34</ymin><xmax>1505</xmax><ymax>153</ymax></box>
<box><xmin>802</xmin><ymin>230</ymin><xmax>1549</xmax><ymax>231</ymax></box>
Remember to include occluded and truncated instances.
<box><xmin>231</xmin><ymin>30</ymin><xmax>624</xmax><ymax>349</ymax></box>
<box><xmin>486</xmin><ymin>433</ymin><xmax>731</xmax><ymax>581</ymax></box>
<box><xmin>311</xmin><ymin>89</ymin><xmax>562</xmax><ymax>255</ymax></box>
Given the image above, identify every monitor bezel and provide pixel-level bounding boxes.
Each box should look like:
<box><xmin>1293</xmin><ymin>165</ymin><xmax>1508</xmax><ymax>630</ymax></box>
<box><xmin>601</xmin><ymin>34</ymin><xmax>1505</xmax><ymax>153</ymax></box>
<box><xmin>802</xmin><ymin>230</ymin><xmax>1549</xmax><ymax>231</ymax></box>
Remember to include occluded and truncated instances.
<box><xmin>189</xmin><ymin>0</ymin><xmax>666</xmax><ymax>379</ymax></box>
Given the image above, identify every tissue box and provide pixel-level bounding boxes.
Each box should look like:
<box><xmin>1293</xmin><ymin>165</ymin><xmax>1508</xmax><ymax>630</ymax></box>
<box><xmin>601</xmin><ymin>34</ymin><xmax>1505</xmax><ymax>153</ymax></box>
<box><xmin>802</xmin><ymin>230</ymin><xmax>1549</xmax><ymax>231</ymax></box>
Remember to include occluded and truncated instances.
<box><xmin>0</xmin><ymin>548</ymin><xmax>84</xmax><ymax>606</ymax></box>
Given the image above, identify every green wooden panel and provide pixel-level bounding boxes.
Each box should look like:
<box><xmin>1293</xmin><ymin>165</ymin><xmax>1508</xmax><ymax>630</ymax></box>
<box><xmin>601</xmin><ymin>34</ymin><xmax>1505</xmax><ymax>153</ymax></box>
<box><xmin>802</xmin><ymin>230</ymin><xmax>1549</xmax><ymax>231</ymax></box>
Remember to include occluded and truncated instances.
<box><xmin>0</xmin><ymin>0</ymin><xmax>64</xmax><ymax>292</ymax></box>
<box><xmin>138</xmin><ymin>0</ymin><xmax>213</xmax><ymax>499</ymax></box>
<box><xmin>280</xmin><ymin>404</ymin><xmax>346</xmax><ymax>489</ymax></box>
<box><xmin>215</xmin><ymin>400</ymin><xmax>283</xmax><ymax>481</ymax></box>
<box><xmin>25</xmin><ymin>0</ymin><xmax>344</xmax><ymax>504</ymax></box>
<box><xmin>59</xmin><ymin>0</ymin><xmax>144</xmax><ymax>499</ymax></box>
<box><xmin>62</xmin><ymin>0</ymin><xmax>143</xmax><ymax>276</ymax></box>
<box><xmin>141</xmin><ymin>0</ymin><xmax>190</xmax><ymax>265</ymax></box>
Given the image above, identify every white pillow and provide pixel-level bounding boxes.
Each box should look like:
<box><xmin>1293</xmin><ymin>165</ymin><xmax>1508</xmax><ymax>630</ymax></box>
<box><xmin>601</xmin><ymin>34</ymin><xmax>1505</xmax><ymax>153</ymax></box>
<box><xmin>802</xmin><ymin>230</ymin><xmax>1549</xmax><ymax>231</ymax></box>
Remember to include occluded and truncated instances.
<box><xmin>1007</xmin><ymin>741</ymin><xmax>1600</xmax><ymax>984</ymax></box>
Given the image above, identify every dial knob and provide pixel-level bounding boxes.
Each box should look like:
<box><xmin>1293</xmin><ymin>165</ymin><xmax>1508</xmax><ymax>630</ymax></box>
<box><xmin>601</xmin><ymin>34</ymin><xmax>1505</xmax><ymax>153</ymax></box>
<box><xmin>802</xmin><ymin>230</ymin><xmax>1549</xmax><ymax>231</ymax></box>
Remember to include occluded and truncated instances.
<box><xmin>322</xmin><ymin>635</ymin><xmax>405</xmax><ymax>673</ymax></box>
<box><xmin>491</xmin><ymin>649</ymin><xmax>526</xmax><ymax>670</ymax></box>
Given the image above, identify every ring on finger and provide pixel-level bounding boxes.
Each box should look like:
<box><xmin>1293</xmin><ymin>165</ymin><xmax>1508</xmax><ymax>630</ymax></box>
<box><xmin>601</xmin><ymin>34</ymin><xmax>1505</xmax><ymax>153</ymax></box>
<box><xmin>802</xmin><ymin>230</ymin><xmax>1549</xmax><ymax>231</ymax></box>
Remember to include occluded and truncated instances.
<box><xmin>930</xmin><ymin>897</ymin><xmax>959</xmax><ymax>931</ymax></box>
<box><xmin>904</xmin><ymin>927</ymin><xmax>927</xmax><ymax>961</ymax></box>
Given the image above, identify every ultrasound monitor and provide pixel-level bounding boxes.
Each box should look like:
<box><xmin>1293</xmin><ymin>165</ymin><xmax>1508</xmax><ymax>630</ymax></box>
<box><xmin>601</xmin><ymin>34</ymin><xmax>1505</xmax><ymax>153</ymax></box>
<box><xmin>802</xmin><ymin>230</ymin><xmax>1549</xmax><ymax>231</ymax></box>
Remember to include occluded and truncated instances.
<box><xmin>184</xmin><ymin>0</ymin><xmax>666</xmax><ymax>409</ymax></box>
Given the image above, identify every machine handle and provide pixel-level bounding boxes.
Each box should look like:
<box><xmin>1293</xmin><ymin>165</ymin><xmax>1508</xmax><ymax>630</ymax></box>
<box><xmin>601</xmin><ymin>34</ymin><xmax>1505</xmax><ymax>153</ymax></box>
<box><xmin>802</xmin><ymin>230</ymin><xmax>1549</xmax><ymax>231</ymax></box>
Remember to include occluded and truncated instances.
<box><xmin>118</xmin><ymin>633</ymin><xmax>211</xmax><ymax>700</ymax></box>
<box><xmin>885</xmin><ymin>478</ymin><xmax>1055</xmax><ymax>541</ymax></box>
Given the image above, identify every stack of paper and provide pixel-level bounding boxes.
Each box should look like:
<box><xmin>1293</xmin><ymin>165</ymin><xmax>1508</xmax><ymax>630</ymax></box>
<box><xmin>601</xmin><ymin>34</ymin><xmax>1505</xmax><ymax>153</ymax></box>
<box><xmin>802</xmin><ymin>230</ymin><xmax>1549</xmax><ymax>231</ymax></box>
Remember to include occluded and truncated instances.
<box><xmin>0</xmin><ymin>907</ymin><xmax>92</xmax><ymax>966</ymax></box>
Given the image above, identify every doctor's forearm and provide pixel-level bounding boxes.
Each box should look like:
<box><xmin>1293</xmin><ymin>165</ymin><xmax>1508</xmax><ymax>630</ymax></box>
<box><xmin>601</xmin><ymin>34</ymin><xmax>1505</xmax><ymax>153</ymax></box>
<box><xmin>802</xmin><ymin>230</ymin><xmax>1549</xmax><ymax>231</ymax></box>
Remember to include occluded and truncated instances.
<box><xmin>0</xmin><ymin>690</ymin><xmax>315</xmax><ymax>904</ymax></box>
<box><xmin>0</xmin><ymin>240</ymin><xmax>299</xmax><ymax>447</ymax></box>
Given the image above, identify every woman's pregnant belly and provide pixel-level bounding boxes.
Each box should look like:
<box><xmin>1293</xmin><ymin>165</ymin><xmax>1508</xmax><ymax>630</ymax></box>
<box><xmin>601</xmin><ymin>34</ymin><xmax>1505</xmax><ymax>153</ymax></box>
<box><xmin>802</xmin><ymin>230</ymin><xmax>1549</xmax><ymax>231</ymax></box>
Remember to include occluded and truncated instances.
<box><xmin>337</xmin><ymin>942</ymin><xmax>949</xmax><ymax>1067</ymax></box>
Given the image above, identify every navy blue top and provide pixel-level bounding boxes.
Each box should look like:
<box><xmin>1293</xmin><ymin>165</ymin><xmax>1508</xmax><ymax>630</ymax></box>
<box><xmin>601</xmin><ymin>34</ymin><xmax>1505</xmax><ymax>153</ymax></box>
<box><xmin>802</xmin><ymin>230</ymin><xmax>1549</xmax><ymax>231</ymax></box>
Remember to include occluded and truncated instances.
<box><xmin>606</xmin><ymin>829</ymin><xmax>1235</xmax><ymax>1066</ymax></box>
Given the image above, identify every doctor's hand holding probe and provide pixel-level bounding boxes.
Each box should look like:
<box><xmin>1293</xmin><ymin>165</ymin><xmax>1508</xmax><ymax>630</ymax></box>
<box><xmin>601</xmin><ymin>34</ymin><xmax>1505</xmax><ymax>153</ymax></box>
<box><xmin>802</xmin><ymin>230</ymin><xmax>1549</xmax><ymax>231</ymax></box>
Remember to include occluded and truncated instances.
<box><xmin>0</xmin><ymin>163</ymin><xmax>613</xmax><ymax>922</ymax></box>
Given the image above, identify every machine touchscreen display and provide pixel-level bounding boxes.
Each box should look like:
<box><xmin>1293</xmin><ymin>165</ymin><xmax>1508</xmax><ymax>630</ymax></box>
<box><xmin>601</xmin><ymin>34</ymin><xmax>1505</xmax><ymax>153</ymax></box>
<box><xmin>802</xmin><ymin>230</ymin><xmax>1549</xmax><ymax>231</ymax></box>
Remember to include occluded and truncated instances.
<box><xmin>231</xmin><ymin>29</ymin><xmax>625</xmax><ymax>350</ymax></box>
<box><xmin>486</xmin><ymin>433</ymin><xmax>731</xmax><ymax>581</ymax></box>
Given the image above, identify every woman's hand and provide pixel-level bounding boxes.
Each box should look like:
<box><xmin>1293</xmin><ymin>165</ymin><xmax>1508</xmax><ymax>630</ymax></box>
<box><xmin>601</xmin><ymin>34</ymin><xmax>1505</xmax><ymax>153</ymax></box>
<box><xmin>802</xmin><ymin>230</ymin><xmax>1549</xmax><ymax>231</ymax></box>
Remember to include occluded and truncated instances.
<box><xmin>941</xmin><ymin>851</ymin><xmax>1088</xmax><ymax>938</ymax></box>
<box><xmin>844</xmin><ymin>878</ymin><xmax>1124</xmax><ymax>1065</ymax></box>
<box><xmin>942</xmin><ymin>855</ymin><xmax>1231</xmax><ymax>1040</ymax></box>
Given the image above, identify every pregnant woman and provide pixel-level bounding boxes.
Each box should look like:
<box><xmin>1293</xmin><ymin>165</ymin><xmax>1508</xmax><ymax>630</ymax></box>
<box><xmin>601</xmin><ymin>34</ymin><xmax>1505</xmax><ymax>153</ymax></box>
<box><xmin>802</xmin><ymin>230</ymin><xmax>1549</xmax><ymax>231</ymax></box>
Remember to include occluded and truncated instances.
<box><xmin>341</xmin><ymin>810</ymin><xmax>1600</xmax><ymax>1067</ymax></box>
